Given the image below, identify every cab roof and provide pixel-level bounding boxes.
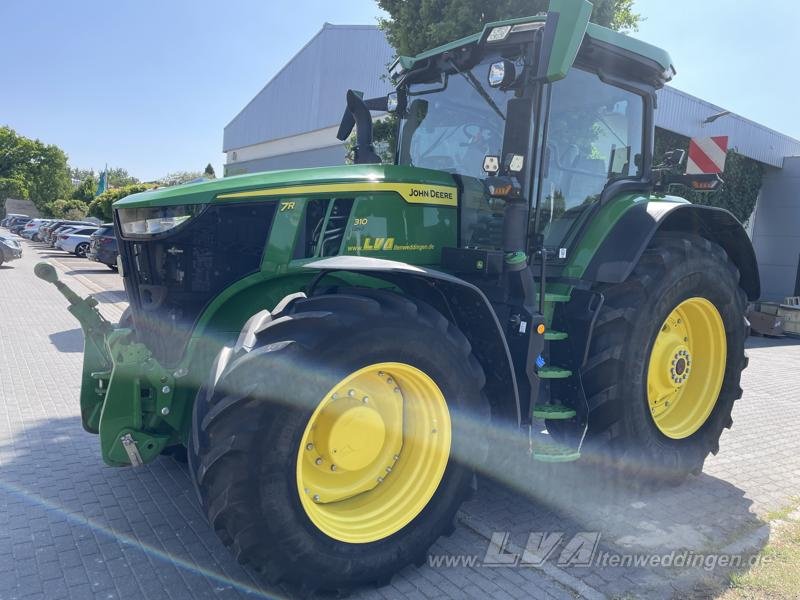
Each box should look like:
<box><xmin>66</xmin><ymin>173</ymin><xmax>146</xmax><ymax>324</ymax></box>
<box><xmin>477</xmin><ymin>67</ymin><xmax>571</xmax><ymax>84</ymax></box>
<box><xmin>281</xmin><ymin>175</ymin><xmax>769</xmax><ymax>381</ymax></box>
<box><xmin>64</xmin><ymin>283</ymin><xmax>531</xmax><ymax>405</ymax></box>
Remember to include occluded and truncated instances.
<box><xmin>393</xmin><ymin>14</ymin><xmax>675</xmax><ymax>88</ymax></box>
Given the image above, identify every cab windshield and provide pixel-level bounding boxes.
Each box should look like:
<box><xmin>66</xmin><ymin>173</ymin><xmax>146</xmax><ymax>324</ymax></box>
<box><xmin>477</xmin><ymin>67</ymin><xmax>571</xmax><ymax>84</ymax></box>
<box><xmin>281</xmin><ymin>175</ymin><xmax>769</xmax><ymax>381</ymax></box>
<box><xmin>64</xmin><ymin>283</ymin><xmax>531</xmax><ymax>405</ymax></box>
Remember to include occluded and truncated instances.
<box><xmin>397</xmin><ymin>54</ymin><xmax>529</xmax><ymax>249</ymax></box>
<box><xmin>397</xmin><ymin>56</ymin><xmax>518</xmax><ymax>180</ymax></box>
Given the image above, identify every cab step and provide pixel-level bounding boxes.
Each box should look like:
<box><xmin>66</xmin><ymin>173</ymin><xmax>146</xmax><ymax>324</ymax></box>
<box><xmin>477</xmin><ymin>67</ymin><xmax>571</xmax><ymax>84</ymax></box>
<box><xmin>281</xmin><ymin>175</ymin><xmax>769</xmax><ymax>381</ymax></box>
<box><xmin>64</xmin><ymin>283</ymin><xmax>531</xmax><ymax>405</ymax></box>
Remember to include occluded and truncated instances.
<box><xmin>532</xmin><ymin>404</ymin><xmax>576</xmax><ymax>420</ymax></box>
<box><xmin>532</xmin><ymin>443</ymin><xmax>581</xmax><ymax>463</ymax></box>
<box><xmin>537</xmin><ymin>366</ymin><xmax>572</xmax><ymax>379</ymax></box>
<box><xmin>544</xmin><ymin>330</ymin><xmax>568</xmax><ymax>341</ymax></box>
<box><xmin>536</xmin><ymin>292</ymin><xmax>571</xmax><ymax>303</ymax></box>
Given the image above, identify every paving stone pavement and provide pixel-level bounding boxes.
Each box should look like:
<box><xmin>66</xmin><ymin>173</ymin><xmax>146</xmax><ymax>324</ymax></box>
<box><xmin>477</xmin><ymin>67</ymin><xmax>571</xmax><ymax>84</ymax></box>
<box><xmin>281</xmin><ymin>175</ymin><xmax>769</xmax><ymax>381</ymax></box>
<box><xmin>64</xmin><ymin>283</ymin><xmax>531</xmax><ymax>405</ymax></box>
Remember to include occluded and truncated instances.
<box><xmin>1</xmin><ymin>238</ymin><xmax>799</xmax><ymax>600</ymax></box>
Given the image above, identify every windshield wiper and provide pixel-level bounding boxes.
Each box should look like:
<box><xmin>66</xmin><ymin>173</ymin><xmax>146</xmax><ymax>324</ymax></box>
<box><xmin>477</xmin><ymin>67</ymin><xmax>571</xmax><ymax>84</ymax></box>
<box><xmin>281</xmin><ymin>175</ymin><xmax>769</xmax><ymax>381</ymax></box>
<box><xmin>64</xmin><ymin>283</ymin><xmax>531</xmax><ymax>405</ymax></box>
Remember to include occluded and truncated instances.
<box><xmin>446</xmin><ymin>57</ymin><xmax>506</xmax><ymax>121</ymax></box>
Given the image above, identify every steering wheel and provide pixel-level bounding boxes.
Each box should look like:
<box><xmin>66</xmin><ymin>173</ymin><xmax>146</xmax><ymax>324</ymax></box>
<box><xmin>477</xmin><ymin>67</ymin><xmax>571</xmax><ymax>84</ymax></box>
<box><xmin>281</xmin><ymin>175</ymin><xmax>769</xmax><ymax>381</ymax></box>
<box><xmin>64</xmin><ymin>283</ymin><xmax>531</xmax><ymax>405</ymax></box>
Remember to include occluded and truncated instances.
<box><xmin>461</xmin><ymin>123</ymin><xmax>483</xmax><ymax>142</ymax></box>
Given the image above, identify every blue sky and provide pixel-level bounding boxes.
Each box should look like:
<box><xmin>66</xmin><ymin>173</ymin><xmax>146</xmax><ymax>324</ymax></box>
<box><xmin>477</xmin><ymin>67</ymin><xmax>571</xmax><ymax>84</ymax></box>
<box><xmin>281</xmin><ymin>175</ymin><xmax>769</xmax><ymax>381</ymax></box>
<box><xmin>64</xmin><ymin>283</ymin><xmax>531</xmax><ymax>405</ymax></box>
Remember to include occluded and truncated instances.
<box><xmin>1</xmin><ymin>1</ymin><xmax>797</xmax><ymax>181</ymax></box>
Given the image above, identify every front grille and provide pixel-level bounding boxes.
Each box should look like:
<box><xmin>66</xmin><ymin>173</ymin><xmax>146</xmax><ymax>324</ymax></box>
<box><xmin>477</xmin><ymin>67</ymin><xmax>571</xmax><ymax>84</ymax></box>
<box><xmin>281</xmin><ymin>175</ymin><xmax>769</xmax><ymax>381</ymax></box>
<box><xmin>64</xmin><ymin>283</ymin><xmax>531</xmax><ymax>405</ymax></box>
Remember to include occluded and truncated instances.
<box><xmin>117</xmin><ymin>202</ymin><xmax>276</xmax><ymax>365</ymax></box>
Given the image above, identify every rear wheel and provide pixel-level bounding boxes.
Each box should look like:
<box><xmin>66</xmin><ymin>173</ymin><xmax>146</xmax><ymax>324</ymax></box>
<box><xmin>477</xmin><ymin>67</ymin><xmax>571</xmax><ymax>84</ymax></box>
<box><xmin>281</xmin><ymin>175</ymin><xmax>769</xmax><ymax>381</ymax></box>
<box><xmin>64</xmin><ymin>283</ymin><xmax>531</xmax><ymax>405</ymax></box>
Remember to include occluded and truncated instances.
<box><xmin>189</xmin><ymin>290</ymin><xmax>488</xmax><ymax>592</ymax></box>
<box><xmin>75</xmin><ymin>242</ymin><xmax>89</xmax><ymax>257</ymax></box>
<box><xmin>573</xmin><ymin>233</ymin><xmax>747</xmax><ymax>484</ymax></box>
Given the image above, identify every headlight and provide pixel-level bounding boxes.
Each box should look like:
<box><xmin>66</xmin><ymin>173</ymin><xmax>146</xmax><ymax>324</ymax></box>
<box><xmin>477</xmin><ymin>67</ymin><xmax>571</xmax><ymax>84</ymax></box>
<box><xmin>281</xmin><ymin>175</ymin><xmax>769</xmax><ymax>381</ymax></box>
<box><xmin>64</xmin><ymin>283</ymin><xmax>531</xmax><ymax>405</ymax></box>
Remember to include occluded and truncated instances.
<box><xmin>117</xmin><ymin>205</ymin><xmax>203</xmax><ymax>237</ymax></box>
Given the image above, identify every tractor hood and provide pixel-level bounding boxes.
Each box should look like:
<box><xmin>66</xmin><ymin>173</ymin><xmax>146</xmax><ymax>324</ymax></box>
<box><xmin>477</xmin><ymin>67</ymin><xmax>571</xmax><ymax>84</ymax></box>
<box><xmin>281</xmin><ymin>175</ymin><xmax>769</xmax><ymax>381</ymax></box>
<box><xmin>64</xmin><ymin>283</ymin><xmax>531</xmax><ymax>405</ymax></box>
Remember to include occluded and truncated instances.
<box><xmin>113</xmin><ymin>165</ymin><xmax>458</xmax><ymax>210</ymax></box>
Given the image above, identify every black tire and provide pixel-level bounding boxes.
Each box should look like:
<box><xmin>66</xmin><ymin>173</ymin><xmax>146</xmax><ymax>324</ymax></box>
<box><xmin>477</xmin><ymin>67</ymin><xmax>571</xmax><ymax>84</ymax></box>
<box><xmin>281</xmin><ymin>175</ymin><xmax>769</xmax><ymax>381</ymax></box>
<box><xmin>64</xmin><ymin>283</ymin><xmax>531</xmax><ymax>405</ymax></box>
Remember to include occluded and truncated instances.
<box><xmin>75</xmin><ymin>242</ymin><xmax>89</xmax><ymax>257</ymax></box>
<box><xmin>566</xmin><ymin>233</ymin><xmax>748</xmax><ymax>485</ymax></box>
<box><xmin>188</xmin><ymin>289</ymin><xmax>488</xmax><ymax>592</ymax></box>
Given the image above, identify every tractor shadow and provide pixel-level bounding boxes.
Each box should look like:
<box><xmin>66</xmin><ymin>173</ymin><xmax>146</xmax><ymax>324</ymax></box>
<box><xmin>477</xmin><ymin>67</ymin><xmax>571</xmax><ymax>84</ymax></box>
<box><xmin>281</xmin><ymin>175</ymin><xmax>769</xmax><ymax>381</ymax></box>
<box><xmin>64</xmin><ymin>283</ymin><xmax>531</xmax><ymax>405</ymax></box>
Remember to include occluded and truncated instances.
<box><xmin>469</xmin><ymin>424</ymin><xmax>769</xmax><ymax>599</ymax></box>
<box><xmin>747</xmin><ymin>334</ymin><xmax>800</xmax><ymax>348</ymax></box>
<box><xmin>49</xmin><ymin>328</ymin><xmax>85</xmax><ymax>353</ymax></box>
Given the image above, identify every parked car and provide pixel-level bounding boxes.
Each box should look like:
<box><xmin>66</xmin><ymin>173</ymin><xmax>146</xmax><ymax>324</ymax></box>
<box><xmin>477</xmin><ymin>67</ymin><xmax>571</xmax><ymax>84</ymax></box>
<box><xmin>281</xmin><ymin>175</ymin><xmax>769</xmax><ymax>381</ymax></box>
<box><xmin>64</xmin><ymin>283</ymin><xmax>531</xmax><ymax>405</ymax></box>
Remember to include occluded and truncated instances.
<box><xmin>41</xmin><ymin>220</ymin><xmax>96</xmax><ymax>245</ymax></box>
<box><xmin>55</xmin><ymin>226</ymin><xmax>98</xmax><ymax>256</ymax></box>
<box><xmin>49</xmin><ymin>224</ymin><xmax>88</xmax><ymax>247</ymax></box>
<box><xmin>21</xmin><ymin>219</ymin><xmax>55</xmax><ymax>240</ymax></box>
<box><xmin>1</xmin><ymin>214</ymin><xmax>29</xmax><ymax>228</ymax></box>
<box><xmin>8</xmin><ymin>217</ymin><xmax>32</xmax><ymax>233</ymax></box>
<box><xmin>0</xmin><ymin>235</ymin><xmax>22</xmax><ymax>266</ymax></box>
<box><xmin>86</xmin><ymin>224</ymin><xmax>119</xmax><ymax>270</ymax></box>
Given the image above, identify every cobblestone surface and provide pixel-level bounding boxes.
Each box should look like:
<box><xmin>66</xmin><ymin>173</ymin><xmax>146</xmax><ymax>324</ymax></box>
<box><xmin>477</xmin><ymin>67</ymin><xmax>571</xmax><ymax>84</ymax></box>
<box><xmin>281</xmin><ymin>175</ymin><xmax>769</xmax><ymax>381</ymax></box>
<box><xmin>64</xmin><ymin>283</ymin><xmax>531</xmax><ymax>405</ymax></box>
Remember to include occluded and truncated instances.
<box><xmin>1</xmin><ymin>238</ymin><xmax>798</xmax><ymax>599</ymax></box>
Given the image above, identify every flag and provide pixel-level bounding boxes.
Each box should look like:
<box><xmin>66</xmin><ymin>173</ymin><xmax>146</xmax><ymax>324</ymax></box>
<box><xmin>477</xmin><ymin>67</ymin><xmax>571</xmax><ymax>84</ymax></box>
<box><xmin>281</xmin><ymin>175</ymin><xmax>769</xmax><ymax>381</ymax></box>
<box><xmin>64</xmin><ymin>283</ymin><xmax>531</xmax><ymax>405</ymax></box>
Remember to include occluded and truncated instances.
<box><xmin>96</xmin><ymin>167</ymin><xmax>108</xmax><ymax>197</ymax></box>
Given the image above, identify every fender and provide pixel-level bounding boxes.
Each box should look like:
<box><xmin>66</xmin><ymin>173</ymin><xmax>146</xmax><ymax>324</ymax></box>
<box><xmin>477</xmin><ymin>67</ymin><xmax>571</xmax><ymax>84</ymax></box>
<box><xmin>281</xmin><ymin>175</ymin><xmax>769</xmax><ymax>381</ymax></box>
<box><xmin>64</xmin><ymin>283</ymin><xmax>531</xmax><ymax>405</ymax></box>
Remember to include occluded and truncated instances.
<box><xmin>303</xmin><ymin>256</ymin><xmax>522</xmax><ymax>425</ymax></box>
<box><xmin>583</xmin><ymin>201</ymin><xmax>760</xmax><ymax>300</ymax></box>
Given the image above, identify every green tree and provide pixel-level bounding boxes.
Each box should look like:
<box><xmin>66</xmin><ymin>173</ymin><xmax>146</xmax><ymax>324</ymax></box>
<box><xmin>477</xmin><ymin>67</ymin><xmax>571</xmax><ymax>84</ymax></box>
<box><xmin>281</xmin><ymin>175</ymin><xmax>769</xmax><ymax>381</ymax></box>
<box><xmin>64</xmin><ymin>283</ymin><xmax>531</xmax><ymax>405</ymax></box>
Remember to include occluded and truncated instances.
<box><xmin>377</xmin><ymin>0</ymin><xmax>640</xmax><ymax>57</ymax></box>
<box><xmin>88</xmin><ymin>183</ymin><xmax>155</xmax><ymax>221</ymax></box>
<box><xmin>204</xmin><ymin>163</ymin><xmax>217</xmax><ymax>179</ymax></box>
<box><xmin>158</xmin><ymin>171</ymin><xmax>204</xmax><ymax>187</ymax></box>
<box><xmin>72</xmin><ymin>174</ymin><xmax>98</xmax><ymax>203</ymax></box>
<box><xmin>106</xmin><ymin>167</ymin><xmax>140</xmax><ymax>188</ymax></box>
<box><xmin>69</xmin><ymin>167</ymin><xmax>95</xmax><ymax>182</ymax></box>
<box><xmin>45</xmin><ymin>198</ymin><xmax>90</xmax><ymax>220</ymax></box>
<box><xmin>0</xmin><ymin>125</ymin><xmax>71</xmax><ymax>214</ymax></box>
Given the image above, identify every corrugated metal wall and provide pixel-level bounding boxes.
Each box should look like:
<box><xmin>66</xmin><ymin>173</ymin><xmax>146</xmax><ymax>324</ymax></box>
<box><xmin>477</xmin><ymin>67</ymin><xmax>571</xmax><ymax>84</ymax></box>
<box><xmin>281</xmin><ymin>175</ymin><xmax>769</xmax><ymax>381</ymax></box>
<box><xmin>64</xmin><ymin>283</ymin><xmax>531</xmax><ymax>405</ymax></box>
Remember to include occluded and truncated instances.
<box><xmin>223</xmin><ymin>24</ymin><xmax>394</xmax><ymax>152</ymax></box>
<box><xmin>751</xmin><ymin>157</ymin><xmax>800</xmax><ymax>300</ymax></box>
<box><xmin>224</xmin><ymin>145</ymin><xmax>346</xmax><ymax>176</ymax></box>
<box><xmin>655</xmin><ymin>87</ymin><xmax>800</xmax><ymax>168</ymax></box>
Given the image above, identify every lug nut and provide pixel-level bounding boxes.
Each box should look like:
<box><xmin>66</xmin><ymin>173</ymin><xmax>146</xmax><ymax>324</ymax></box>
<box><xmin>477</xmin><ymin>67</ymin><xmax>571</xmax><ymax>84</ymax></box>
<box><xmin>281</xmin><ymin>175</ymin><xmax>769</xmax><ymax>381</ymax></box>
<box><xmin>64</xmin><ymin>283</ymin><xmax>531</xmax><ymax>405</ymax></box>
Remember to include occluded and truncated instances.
<box><xmin>161</xmin><ymin>385</ymin><xmax>171</xmax><ymax>394</ymax></box>
<box><xmin>313</xmin><ymin>494</ymin><xmax>320</xmax><ymax>503</ymax></box>
<box><xmin>330</xmin><ymin>464</ymin><xmax>337</xmax><ymax>471</ymax></box>
<box><xmin>348</xmin><ymin>389</ymin><xmax>356</xmax><ymax>397</ymax></box>
<box><xmin>386</xmin><ymin>467</ymin><xmax>392</xmax><ymax>473</ymax></box>
<box><xmin>306</xmin><ymin>443</ymin><xmax>314</xmax><ymax>451</ymax></box>
<box><xmin>161</xmin><ymin>407</ymin><xmax>170</xmax><ymax>416</ymax></box>
<box><xmin>315</xmin><ymin>457</ymin><xmax>323</xmax><ymax>465</ymax></box>
<box><xmin>377</xmin><ymin>477</ymin><xmax>384</xmax><ymax>484</ymax></box>
<box><xmin>386</xmin><ymin>377</ymin><xmax>394</xmax><ymax>384</ymax></box>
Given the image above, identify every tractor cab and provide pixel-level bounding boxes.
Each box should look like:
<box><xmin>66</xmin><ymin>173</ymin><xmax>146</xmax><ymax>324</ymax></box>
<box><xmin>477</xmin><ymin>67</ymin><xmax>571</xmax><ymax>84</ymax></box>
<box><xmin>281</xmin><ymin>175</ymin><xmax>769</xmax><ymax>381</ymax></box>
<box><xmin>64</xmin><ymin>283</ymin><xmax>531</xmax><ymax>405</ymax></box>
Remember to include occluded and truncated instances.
<box><xmin>344</xmin><ymin>2</ymin><xmax>674</xmax><ymax>268</ymax></box>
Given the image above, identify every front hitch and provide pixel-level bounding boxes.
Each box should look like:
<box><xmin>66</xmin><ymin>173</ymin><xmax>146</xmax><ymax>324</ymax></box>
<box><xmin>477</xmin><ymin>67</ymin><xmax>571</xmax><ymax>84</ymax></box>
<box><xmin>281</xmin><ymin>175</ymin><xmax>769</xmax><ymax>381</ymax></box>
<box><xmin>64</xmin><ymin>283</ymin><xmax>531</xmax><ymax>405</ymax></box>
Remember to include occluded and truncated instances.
<box><xmin>35</xmin><ymin>262</ymin><xmax>114</xmax><ymax>431</ymax></box>
<box><xmin>35</xmin><ymin>263</ymin><xmax>173</xmax><ymax>466</ymax></box>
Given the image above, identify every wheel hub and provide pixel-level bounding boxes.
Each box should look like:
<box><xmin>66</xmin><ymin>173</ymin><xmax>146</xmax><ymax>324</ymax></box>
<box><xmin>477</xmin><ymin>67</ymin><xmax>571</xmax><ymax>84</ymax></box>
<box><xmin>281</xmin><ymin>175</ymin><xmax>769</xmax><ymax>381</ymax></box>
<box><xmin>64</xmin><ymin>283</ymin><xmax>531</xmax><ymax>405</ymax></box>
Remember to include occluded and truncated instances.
<box><xmin>668</xmin><ymin>347</ymin><xmax>691</xmax><ymax>386</ymax></box>
<box><xmin>318</xmin><ymin>400</ymin><xmax>387</xmax><ymax>472</ymax></box>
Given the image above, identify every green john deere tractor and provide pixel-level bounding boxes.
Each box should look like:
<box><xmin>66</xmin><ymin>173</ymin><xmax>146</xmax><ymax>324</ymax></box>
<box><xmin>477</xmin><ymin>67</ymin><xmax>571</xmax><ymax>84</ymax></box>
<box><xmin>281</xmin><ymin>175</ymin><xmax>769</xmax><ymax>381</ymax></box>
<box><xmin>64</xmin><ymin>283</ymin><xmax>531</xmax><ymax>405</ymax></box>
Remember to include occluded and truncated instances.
<box><xmin>37</xmin><ymin>0</ymin><xmax>758</xmax><ymax>591</ymax></box>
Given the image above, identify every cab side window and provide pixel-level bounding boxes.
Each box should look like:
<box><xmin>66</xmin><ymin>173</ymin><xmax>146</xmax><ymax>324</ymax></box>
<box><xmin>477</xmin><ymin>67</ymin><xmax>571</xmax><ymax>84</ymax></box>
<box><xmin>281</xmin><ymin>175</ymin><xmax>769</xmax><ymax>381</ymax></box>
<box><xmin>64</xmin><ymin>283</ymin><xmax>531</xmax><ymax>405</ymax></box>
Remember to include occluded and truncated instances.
<box><xmin>538</xmin><ymin>68</ymin><xmax>644</xmax><ymax>247</ymax></box>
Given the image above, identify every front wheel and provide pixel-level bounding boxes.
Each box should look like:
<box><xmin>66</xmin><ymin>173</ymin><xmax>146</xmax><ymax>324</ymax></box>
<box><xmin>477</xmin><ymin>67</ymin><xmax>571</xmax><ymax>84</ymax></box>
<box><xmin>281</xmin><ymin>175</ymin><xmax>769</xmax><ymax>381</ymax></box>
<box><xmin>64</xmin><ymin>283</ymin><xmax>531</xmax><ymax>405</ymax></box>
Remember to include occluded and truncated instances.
<box><xmin>573</xmin><ymin>233</ymin><xmax>748</xmax><ymax>484</ymax></box>
<box><xmin>189</xmin><ymin>290</ymin><xmax>488</xmax><ymax>592</ymax></box>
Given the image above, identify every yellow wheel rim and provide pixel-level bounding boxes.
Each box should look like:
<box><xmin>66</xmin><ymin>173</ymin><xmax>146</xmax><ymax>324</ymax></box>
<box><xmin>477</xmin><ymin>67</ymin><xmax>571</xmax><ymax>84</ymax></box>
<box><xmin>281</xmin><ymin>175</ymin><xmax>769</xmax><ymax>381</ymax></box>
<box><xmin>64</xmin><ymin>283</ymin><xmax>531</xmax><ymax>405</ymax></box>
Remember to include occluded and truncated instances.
<box><xmin>647</xmin><ymin>297</ymin><xmax>727</xmax><ymax>440</ymax></box>
<box><xmin>296</xmin><ymin>363</ymin><xmax>451</xmax><ymax>543</ymax></box>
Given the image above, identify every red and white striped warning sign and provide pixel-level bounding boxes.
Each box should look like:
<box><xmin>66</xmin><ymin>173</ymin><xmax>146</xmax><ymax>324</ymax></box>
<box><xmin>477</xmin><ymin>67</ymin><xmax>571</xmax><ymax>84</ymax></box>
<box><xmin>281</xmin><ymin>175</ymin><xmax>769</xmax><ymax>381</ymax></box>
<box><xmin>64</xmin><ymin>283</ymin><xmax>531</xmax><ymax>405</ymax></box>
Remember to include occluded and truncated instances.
<box><xmin>686</xmin><ymin>136</ymin><xmax>729</xmax><ymax>175</ymax></box>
